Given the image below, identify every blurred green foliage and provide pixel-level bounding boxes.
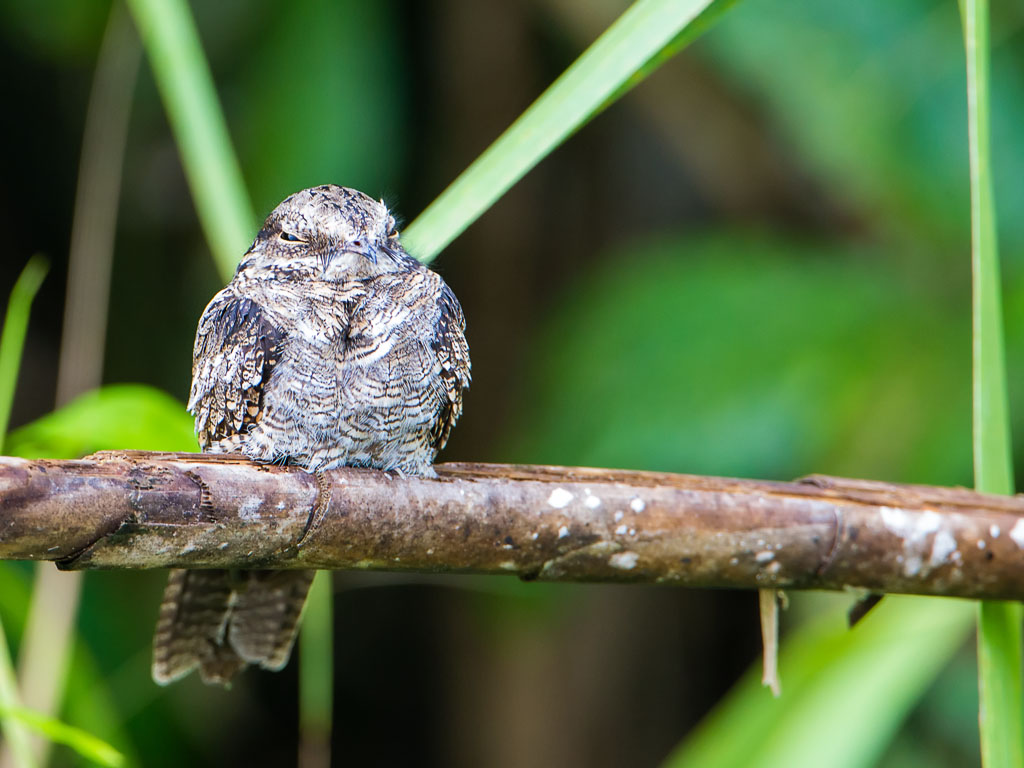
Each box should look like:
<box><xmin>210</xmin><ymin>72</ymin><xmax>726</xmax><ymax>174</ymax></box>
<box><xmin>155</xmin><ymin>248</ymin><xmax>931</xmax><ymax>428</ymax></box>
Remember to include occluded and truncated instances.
<box><xmin>6</xmin><ymin>385</ymin><xmax>196</xmax><ymax>459</ymax></box>
<box><xmin>231</xmin><ymin>0</ymin><xmax>406</xmax><ymax>216</ymax></box>
<box><xmin>508</xmin><ymin>233</ymin><xmax>971</xmax><ymax>486</ymax></box>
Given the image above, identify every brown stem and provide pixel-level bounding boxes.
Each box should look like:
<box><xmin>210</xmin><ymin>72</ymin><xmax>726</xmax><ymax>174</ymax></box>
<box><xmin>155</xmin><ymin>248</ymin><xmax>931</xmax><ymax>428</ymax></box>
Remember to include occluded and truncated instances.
<box><xmin>1</xmin><ymin>451</ymin><xmax>1022</xmax><ymax>600</ymax></box>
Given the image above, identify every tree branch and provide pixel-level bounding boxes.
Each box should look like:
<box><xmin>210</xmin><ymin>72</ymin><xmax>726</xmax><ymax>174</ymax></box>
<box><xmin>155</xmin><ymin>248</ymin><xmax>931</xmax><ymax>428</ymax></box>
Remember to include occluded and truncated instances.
<box><xmin>1</xmin><ymin>451</ymin><xmax>1022</xmax><ymax>599</ymax></box>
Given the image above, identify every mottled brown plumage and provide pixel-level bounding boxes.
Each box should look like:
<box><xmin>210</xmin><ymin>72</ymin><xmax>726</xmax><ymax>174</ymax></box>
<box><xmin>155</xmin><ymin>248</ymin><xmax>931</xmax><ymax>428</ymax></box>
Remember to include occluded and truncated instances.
<box><xmin>152</xmin><ymin>185</ymin><xmax>470</xmax><ymax>685</ymax></box>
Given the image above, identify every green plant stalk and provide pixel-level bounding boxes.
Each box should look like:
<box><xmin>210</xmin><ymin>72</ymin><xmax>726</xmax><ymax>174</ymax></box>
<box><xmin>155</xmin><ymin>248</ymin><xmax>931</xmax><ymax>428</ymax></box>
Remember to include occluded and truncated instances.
<box><xmin>963</xmin><ymin>0</ymin><xmax>1024</xmax><ymax>765</ymax></box>
<box><xmin>0</xmin><ymin>256</ymin><xmax>48</xmax><ymax>768</ymax></box>
<box><xmin>0</xmin><ymin>256</ymin><xmax>49</xmax><ymax>450</ymax></box>
<box><xmin>0</xmin><ymin>708</ymin><xmax>124</xmax><ymax>768</ymax></box>
<box><xmin>0</xmin><ymin>624</ymin><xmax>35</xmax><ymax>768</ymax></box>
<box><xmin>596</xmin><ymin>0</ymin><xmax>739</xmax><ymax>121</ymax></box>
<box><xmin>664</xmin><ymin>597</ymin><xmax>975</xmax><ymax>768</ymax></box>
<box><xmin>124</xmin><ymin>0</ymin><xmax>255</xmax><ymax>281</ymax></box>
<box><xmin>402</xmin><ymin>0</ymin><xmax>718</xmax><ymax>262</ymax></box>
<box><xmin>299</xmin><ymin>572</ymin><xmax>333</xmax><ymax>768</ymax></box>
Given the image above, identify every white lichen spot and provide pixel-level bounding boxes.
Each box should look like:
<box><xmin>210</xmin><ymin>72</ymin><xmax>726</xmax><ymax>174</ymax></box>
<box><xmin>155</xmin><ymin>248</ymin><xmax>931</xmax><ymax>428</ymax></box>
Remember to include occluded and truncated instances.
<box><xmin>1010</xmin><ymin>519</ymin><xmax>1024</xmax><ymax>549</ymax></box>
<box><xmin>502</xmin><ymin>543</ymin><xmax>514</xmax><ymax>550</ymax></box>
<box><xmin>558</xmin><ymin>525</ymin><xmax>570</xmax><ymax>539</ymax></box>
<box><xmin>977</xmin><ymin>539</ymin><xmax>987</xmax><ymax>550</ymax></box>
<box><xmin>219</xmin><ymin>542</ymin><xmax>229</xmax><ymax>550</ymax></box>
<box><xmin>615</xmin><ymin>524</ymin><xmax>628</xmax><ymax>536</ymax></box>
<box><xmin>500</xmin><ymin>561</ymin><xmax>518</xmax><ymax>571</ymax></box>
<box><xmin>755</xmin><ymin>550</ymin><xmax>775</xmax><ymax>563</ymax></box>
<box><xmin>584</xmin><ymin>495</ymin><xmax>602</xmax><ymax>509</ymax></box>
<box><xmin>238</xmin><ymin>496</ymin><xmax>263</xmax><ymax>520</ymax></box>
<box><xmin>613</xmin><ymin>511</ymin><xmax>624</xmax><ymax>523</ymax></box>
<box><xmin>628</xmin><ymin>528</ymin><xmax>636</xmax><ymax>536</ymax></box>
<box><xmin>530</xmin><ymin>532</ymin><xmax>539</xmax><ymax>541</ymax></box>
<box><xmin>610</xmin><ymin>551</ymin><xmax>639</xmax><ymax>570</ymax></box>
<box><xmin>548</xmin><ymin>488</ymin><xmax>574</xmax><ymax>509</ymax></box>
<box><xmin>928</xmin><ymin>530</ymin><xmax>957</xmax><ymax>567</ymax></box>
<box><xmin>990</xmin><ymin>524</ymin><xmax>1001</xmax><ymax>538</ymax></box>
<box><xmin>426</xmin><ymin>548</ymin><xmax>434</xmax><ymax>555</ymax></box>
<box><xmin>730</xmin><ymin>557</ymin><xmax>739</xmax><ymax>566</ymax></box>
<box><xmin>879</xmin><ymin>506</ymin><xmax>944</xmax><ymax>577</ymax></box>
<box><xmin>766</xmin><ymin>561</ymin><xmax>781</xmax><ymax>575</ymax></box>
<box><xmin>630</xmin><ymin>498</ymin><xmax>646</xmax><ymax>513</ymax></box>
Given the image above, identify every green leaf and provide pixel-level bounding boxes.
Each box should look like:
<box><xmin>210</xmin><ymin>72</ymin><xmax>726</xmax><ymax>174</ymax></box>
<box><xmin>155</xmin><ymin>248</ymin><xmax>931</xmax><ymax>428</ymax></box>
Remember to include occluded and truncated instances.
<box><xmin>664</xmin><ymin>596</ymin><xmax>975</xmax><ymax>768</ymax></box>
<box><xmin>5</xmin><ymin>384</ymin><xmax>196</xmax><ymax>459</ymax></box>
<box><xmin>124</xmin><ymin>0</ymin><xmax>256</xmax><ymax>281</ymax></box>
<box><xmin>0</xmin><ymin>255</ymin><xmax>49</xmax><ymax>452</ymax></box>
<box><xmin>962</xmin><ymin>0</ymin><xmax>1023</xmax><ymax>763</ymax></box>
<box><xmin>402</xmin><ymin>0</ymin><xmax>726</xmax><ymax>262</ymax></box>
<box><xmin>0</xmin><ymin>707</ymin><xmax>124</xmax><ymax>768</ymax></box>
<box><xmin>0</xmin><ymin>254</ymin><xmax>49</xmax><ymax>768</ymax></box>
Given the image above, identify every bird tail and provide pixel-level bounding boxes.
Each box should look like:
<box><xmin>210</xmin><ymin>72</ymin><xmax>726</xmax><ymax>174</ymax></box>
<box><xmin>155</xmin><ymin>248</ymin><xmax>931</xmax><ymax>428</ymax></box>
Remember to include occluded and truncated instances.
<box><xmin>152</xmin><ymin>568</ymin><xmax>315</xmax><ymax>686</ymax></box>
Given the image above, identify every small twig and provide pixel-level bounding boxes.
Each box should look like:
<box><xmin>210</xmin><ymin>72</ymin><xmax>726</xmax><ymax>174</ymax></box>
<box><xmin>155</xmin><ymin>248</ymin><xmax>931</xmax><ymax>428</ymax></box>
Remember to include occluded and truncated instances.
<box><xmin>759</xmin><ymin>588</ymin><xmax>784</xmax><ymax>697</ymax></box>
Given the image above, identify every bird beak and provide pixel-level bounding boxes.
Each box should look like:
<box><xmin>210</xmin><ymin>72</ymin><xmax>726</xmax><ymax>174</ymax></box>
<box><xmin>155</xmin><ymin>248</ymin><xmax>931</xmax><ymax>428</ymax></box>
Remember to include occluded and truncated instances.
<box><xmin>320</xmin><ymin>243</ymin><xmax>377</xmax><ymax>275</ymax></box>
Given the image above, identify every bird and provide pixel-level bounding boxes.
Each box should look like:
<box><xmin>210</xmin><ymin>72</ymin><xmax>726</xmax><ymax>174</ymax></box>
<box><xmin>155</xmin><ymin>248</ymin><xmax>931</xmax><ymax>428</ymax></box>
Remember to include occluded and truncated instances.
<box><xmin>152</xmin><ymin>184</ymin><xmax>471</xmax><ymax>685</ymax></box>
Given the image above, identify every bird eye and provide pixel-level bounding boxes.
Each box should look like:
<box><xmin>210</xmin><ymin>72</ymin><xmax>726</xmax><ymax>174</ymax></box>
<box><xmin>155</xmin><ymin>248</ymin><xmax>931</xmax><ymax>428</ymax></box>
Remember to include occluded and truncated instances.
<box><xmin>351</xmin><ymin>239</ymin><xmax>364</xmax><ymax>248</ymax></box>
<box><xmin>279</xmin><ymin>230</ymin><xmax>302</xmax><ymax>242</ymax></box>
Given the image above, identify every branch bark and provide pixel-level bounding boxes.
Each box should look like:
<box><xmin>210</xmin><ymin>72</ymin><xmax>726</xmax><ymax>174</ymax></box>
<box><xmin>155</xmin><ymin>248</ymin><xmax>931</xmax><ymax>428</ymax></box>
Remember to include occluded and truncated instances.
<box><xmin>1</xmin><ymin>451</ymin><xmax>1023</xmax><ymax>599</ymax></box>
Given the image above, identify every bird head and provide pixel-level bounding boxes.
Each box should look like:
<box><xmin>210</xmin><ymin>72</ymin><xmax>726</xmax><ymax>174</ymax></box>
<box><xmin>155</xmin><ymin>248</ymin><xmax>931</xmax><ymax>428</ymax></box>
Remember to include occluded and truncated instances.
<box><xmin>236</xmin><ymin>185</ymin><xmax>410</xmax><ymax>281</ymax></box>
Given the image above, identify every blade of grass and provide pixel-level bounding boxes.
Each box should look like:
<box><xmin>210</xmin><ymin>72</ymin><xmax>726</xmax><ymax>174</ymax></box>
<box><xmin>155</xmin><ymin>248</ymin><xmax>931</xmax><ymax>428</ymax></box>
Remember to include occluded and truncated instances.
<box><xmin>0</xmin><ymin>567</ymin><xmax>140</xmax><ymax>768</ymax></box>
<box><xmin>124</xmin><ymin>0</ymin><xmax>255</xmax><ymax>281</ymax></box>
<box><xmin>402</xmin><ymin>0</ymin><xmax>724</xmax><ymax>262</ymax></box>
<box><xmin>0</xmin><ymin>256</ymin><xmax>48</xmax><ymax>768</ymax></box>
<box><xmin>596</xmin><ymin>0</ymin><xmax>739</xmax><ymax>120</ymax></box>
<box><xmin>0</xmin><ymin>256</ymin><xmax>49</xmax><ymax>451</ymax></box>
<box><xmin>0</xmin><ymin>709</ymin><xmax>124</xmax><ymax>768</ymax></box>
<box><xmin>0</xmin><ymin>627</ymin><xmax>34</xmax><ymax>768</ymax></box>
<box><xmin>15</xmin><ymin>11</ymin><xmax>141</xmax><ymax>766</ymax></box>
<box><xmin>299</xmin><ymin>572</ymin><xmax>333</xmax><ymax>768</ymax></box>
<box><xmin>664</xmin><ymin>597</ymin><xmax>975</xmax><ymax>768</ymax></box>
<box><xmin>962</xmin><ymin>0</ymin><xmax>1023</xmax><ymax>765</ymax></box>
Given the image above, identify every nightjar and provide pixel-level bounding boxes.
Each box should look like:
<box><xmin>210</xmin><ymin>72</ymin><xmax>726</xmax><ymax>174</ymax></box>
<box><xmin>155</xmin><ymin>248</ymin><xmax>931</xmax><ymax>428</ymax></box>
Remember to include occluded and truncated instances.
<box><xmin>152</xmin><ymin>185</ymin><xmax>471</xmax><ymax>685</ymax></box>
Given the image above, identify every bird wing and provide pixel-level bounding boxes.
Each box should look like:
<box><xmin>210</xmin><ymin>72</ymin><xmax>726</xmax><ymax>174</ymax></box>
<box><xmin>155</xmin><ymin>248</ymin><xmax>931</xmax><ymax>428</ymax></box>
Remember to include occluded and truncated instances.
<box><xmin>188</xmin><ymin>288</ymin><xmax>284</xmax><ymax>449</ymax></box>
<box><xmin>429</xmin><ymin>279</ymin><xmax>471</xmax><ymax>453</ymax></box>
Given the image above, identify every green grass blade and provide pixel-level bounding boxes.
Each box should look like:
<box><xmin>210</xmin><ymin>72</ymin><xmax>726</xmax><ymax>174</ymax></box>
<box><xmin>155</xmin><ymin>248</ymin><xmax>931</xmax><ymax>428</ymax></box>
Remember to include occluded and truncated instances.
<box><xmin>0</xmin><ymin>616</ymin><xmax>35</xmax><ymax>768</ymax></box>
<box><xmin>965</xmin><ymin>0</ymin><xmax>1011</xmax><ymax>496</ymax></box>
<box><xmin>0</xmin><ymin>256</ymin><xmax>48</xmax><ymax>767</ymax></box>
<box><xmin>299</xmin><ymin>572</ymin><xmax>333</xmax><ymax>768</ymax></box>
<box><xmin>0</xmin><ymin>256</ymin><xmax>49</xmax><ymax>452</ymax></box>
<box><xmin>597</xmin><ymin>0</ymin><xmax>739</xmax><ymax>119</ymax></box>
<box><xmin>0</xmin><ymin>708</ymin><xmax>124</xmax><ymax>768</ymax></box>
<box><xmin>402</xmin><ymin>0</ymin><xmax>722</xmax><ymax>262</ymax></box>
<box><xmin>978</xmin><ymin>603</ymin><xmax>1024</xmax><ymax>767</ymax></box>
<box><xmin>962</xmin><ymin>0</ymin><xmax>1023</xmax><ymax>764</ymax></box>
<box><xmin>664</xmin><ymin>597</ymin><xmax>975</xmax><ymax>768</ymax></box>
<box><xmin>124</xmin><ymin>0</ymin><xmax>256</xmax><ymax>281</ymax></box>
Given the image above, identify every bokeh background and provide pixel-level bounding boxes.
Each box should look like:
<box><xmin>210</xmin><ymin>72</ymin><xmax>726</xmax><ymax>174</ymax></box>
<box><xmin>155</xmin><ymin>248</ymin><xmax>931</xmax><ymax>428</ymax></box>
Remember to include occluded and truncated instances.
<box><xmin>2</xmin><ymin>0</ymin><xmax>1024</xmax><ymax>766</ymax></box>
